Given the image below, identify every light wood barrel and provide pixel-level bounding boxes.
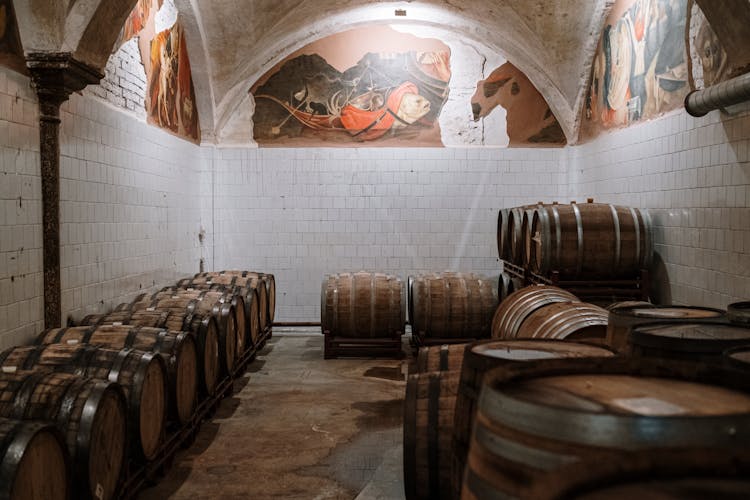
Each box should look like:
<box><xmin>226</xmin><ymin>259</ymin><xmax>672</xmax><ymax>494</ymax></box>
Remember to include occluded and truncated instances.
<box><xmin>728</xmin><ymin>301</ymin><xmax>750</xmax><ymax>326</ymax></box>
<box><xmin>528</xmin><ymin>201</ymin><xmax>653</xmax><ymax>279</ymax></box>
<box><xmin>129</xmin><ymin>295</ymin><xmax>237</xmax><ymax>376</ymax></box>
<box><xmin>0</xmin><ymin>345</ymin><xmax>167</xmax><ymax>461</ymax></box>
<box><xmin>507</xmin><ymin>205</ymin><xmax>540</xmax><ymax>265</ymax></box>
<box><xmin>0</xmin><ymin>418</ymin><xmax>71</xmax><ymax>500</ymax></box>
<box><xmin>0</xmin><ymin>372</ymin><xmax>126</xmax><ymax>500</ymax></box>
<box><xmin>497</xmin><ymin>209</ymin><xmax>510</xmax><ymax>261</ymax></box>
<box><xmin>411</xmin><ymin>273</ymin><xmax>498</xmax><ymax>340</ymax></box>
<box><xmin>79</xmin><ymin>309</ymin><xmax>170</xmax><ymax>328</ymax></box>
<box><xmin>451</xmin><ymin>340</ymin><xmax>614</xmax><ymax>499</ymax></box>
<box><xmin>191</xmin><ymin>272</ymin><xmax>271</xmax><ymax>331</ymax></box>
<box><xmin>630</xmin><ymin>323</ymin><xmax>750</xmax><ymax>362</ymax></box>
<box><xmin>414</xmin><ymin>344</ymin><xmax>469</xmax><ymax>374</ymax></box>
<box><xmin>321</xmin><ymin>272</ymin><xmax>404</xmax><ymax>338</ymax></box>
<box><xmin>606</xmin><ymin>305</ymin><xmax>726</xmax><ymax>352</ymax></box>
<box><xmin>214</xmin><ymin>271</ymin><xmax>276</xmax><ymax>326</ymax></box>
<box><xmin>403</xmin><ymin>370</ymin><xmax>460</xmax><ymax>500</ymax></box>
<box><xmin>515</xmin><ymin>302</ymin><xmax>609</xmax><ymax>341</ymax></box>
<box><xmin>491</xmin><ymin>285</ymin><xmax>579</xmax><ymax>339</ymax></box>
<box><xmin>36</xmin><ymin>325</ymin><xmax>198</xmax><ymax>425</ymax></box>
<box><xmin>462</xmin><ymin>357</ymin><xmax>750</xmax><ymax>499</ymax></box>
<box><xmin>529</xmin><ymin>448</ymin><xmax>750</xmax><ymax>500</ymax></box>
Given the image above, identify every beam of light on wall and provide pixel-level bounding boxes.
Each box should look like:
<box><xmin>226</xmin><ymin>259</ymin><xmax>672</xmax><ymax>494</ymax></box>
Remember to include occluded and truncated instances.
<box><xmin>451</xmin><ymin>168</ymin><xmax>491</xmax><ymax>270</ymax></box>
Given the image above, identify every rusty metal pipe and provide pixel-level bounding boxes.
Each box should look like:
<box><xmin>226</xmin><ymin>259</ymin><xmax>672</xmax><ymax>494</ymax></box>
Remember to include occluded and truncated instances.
<box><xmin>685</xmin><ymin>72</ymin><xmax>750</xmax><ymax>117</ymax></box>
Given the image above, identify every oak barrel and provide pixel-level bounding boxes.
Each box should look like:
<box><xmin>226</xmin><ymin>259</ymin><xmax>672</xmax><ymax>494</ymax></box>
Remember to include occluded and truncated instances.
<box><xmin>606</xmin><ymin>305</ymin><xmax>726</xmax><ymax>352</ymax></box>
<box><xmin>462</xmin><ymin>357</ymin><xmax>750</xmax><ymax>499</ymax></box>
<box><xmin>451</xmin><ymin>340</ymin><xmax>614</xmax><ymax>498</ymax></box>
<box><xmin>728</xmin><ymin>301</ymin><xmax>750</xmax><ymax>326</ymax></box>
<box><xmin>414</xmin><ymin>344</ymin><xmax>468</xmax><ymax>374</ymax></box>
<box><xmin>496</xmin><ymin>209</ymin><xmax>509</xmax><ymax>261</ymax></box>
<box><xmin>528</xmin><ymin>201</ymin><xmax>653</xmax><ymax>279</ymax></box>
<box><xmin>411</xmin><ymin>273</ymin><xmax>498</xmax><ymax>340</ymax></box>
<box><xmin>0</xmin><ymin>418</ymin><xmax>71</xmax><ymax>500</ymax></box>
<box><xmin>36</xmin><ymin>325</ymin><xmax>198</xmax><ymax>424</ymax></box>
<box><xmin>725</xmin><ymin>345</ymin><xmax>750</xmax><ymax>370</ymax></box>
<box><xmin>491</xmin><ymin>285</ymin><xmax>579</xmax><ymax>339</ymax></box>
<box><xmin>507</xmin><ymin>205</ymin><xmax>541</xmax><ymax>265</ymax></box>
<box><xmin>630</xmin><ymin>322</ymin><xmax>750</xmax><ymax>362</ymax></box>
<box><xmin>515</xmin><ymin>301</ymin><xmax>609</xmax><ymax>341</ymax></box>
<box><xmin>403</xmin><ymin>370</ymin><xmax>459</xmax><ymax>500</ymax></box>
<box><xmin>189</xmin><ymin>273</ymin><xmax>270</xmax><ymax>331</ymax></box>
<box><xmin>79</xmin><ymin>309</ymin><xmax>170</xmax><ymax>329</ymax></box>
<box><xmin>0</xmin><ymin>372</ymin><xmax>126</xmax><ymax>499</ymax></box>
<box><xmin>0</xmin><ymin>345</ymin><xmax>167</xmax><ymax>461</ymax></box>
<box><xmin>212</xmin><ymin>271</ymin><xmax>276</xmax><ymax>326</ymax></box>
<box><xmin>321</xmin><ymin>272</ymin><xmax>404</xmax><ymax>338</ymax></box>
<box><xmin>498</xmin><ymin>272</ymin><xmax>519</xmax><ymax>302</ymax></box>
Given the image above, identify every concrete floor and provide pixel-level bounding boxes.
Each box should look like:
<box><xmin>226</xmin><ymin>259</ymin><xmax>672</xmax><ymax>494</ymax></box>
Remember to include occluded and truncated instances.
<box><xmin>140</xmin><ymin>328</ymin><xmax>407</xmax><ymax>499</ymax></box>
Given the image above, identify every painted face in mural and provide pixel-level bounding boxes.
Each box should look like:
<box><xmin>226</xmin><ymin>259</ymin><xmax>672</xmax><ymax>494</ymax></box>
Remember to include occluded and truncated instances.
<box><xmin>697</xmin><ymin>22</ymin><xmax>728</xmax><ymax>87</ymax></box>
<box><xmin>394</xmin><ymin>93</ymin><xmax>431</xmax><ymax>128</ymax></box>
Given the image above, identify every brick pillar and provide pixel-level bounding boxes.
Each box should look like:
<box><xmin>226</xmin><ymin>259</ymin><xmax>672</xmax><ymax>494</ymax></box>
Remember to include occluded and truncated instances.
<box><xmin>26</xmin><ymin>53</ymin><xmax>103</xmax><ymax>328</ymax></box>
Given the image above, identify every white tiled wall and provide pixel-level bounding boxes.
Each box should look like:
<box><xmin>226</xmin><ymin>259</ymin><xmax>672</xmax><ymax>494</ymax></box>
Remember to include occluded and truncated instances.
<box><xmin>209</xmin><ymin>147</ymin><xmax>566</xmax><ymax>321</ymax></box>
<box><xmin>0</xmin><ymin>68</ymin><xmax>207</xmax><ymax>348</ymax></box>
<box><xmin>568</xmin><ymin>105</ymin><xmax>750</xmax><ymax>308</ymax></box>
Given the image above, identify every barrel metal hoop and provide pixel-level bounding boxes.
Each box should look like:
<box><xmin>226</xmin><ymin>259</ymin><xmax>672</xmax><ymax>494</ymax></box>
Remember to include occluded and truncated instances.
<box><xmin>609</xmin><ymin>204</ymin><xmax>621</xmax><ymax>271</ymax></box>
<box><xmin>154</xmin><ymin>329</ymin><xmax>168</xmax><ymax>353</ymax></box>
<box><xmin>539</xmin><ymin>208</ymin><xmax>552</xmax><ymax>274</ymax></box>
<box><xmin>427</xmin><ymin>374</ymin><xmax>441</xmax><ymax>497</ymax></box>
<box><xmin>53</xmin><ymin>327</ymin><xmax>69</xmax><ymax>343</ymax></box>
<box><xmin>551</xmin><ymin>206</ymin><xmax>561</xmax><ymax>268</ymax></box>
<box><xmin>125</xmin><ymin>327</ymin><xmax>141</xmax><ymax>349</ymax></box>
<box><xmin>23</xmin><ymin>346</ymin><xmax>46</xmax><ymax>371</ymax></box>
<box><xmin>81</xmin><ymin>325</ymin><xmax>98</xmax><ymax>344</ymax></box>
<box><xmin>11</xmin><ymin>371</ymin><xmax>48</xmax><ymax>420</ymax></box>
<box><xmin>78</xmin><ymin>381</ymin><xmax>120</xmax><ymax>478</ymax></box>
<box><xmin>108</xmin><ymin>348</ymin><xmax>133</xmax><ymax>384</ymax></box>
<box><xmin>533</xmin><ymin>308</ymin><xmax>573</xmax><ymax>338</ymax></box>
<box><xmin>629</xmin><ymin>207</ymin><xmax>641</xmax><ymax>268</ymax></box>
<box><xmin>440</xmin><ymin>345</ymin><xmax>449</xmax><ymax>371</ymax></box>
<box><xmin>572</xmin><ymin>203</ymin><xmax>584</xmax><ymax>276</ymax></box>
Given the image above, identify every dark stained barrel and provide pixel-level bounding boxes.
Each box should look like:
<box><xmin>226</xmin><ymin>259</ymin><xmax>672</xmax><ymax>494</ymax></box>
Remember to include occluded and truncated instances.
<box><xmin>606</xmin><ymin>305</ymin><xmax>726</xmax><ymax>352</ymax></box>
<box><xmin>411</xmin><ymin>273</ymin><xmax>498</xmax><ymax>340</ymax></box>
<box><xmin>188</xmin><ymin>272</ymin><xmax>271</xmax><ymax>331</ymax></box>
<box><xmin>451</xmin><ymin>340</ymin><xmax>614</xmax><ymax>498</ymax></box>
<box><xmin>630</xmin><ymin>323</ymin><xmax>750</xmax><ymax>362</ymax></box>
<box><xmin>403</xmin><ymin>370</ymin><xmax>459</xmax><ymax>500</ymax></box>
<box><xmin>321</xmin><ymin>272</ymin><xmax>404</xmax><ymax>338</ymax></box>
<box><xmin>214</xmin><ymin>271</ymin><xmax>276</xmax><ymax>326</ymax></box>
<box><xmin>0</xmin><ymin>418</ymin><xmax>71</xmax><ymax>500</ymax></box>
<box><xmin>0</xmin><ymin>372</ymin><xmax>126</xmax><ymax>499</ymax></box>
<box><xmin>507</xmin><ymin>205</ymin><xmax>541</xmax><ymax>265</ymax></box>
<box><xmin>528</xmin><ymin>200</ymin><xmax>653</xmax><ymax>279</ymax></box>
<box><xmin>0</xmin><ymin>344</ymin><xmax>167</xmax><ymax>461</ymax></box>
<box><xmin>462</xmin><ymin>357</ymin><xmax>750</xmax><ymax>499</ymax></box>
<box><xmin>725</xmin><ymin>345</ymin><xmax>750</xmax><ymax>370</ymax></box>
<box><xmin>497</xmin><ymin>208</ymin><xmax>509</xmax><ymax>261</ymax></box>
<box><xmin>414</xmin><ymin>344</ymin><xmax>469</xmax><ymax>374</ymax></box>
<box><xmin>36</xmin><ymin>325</ymin><xmax>198</xmax><ymax>424</ymax></box>
<box><xmin>491</xmin><ymin>285</ymin><xmax>579</xmax><ymax>339</ymax></box>
<box><xmin>515</xmin><ymin>302</ymin><xmax>609</xmax><ymax>341</ymax></box>
<box><xmin>728</xmin><ymin>301</ymin><xmax>750</xmax><ymax>326</ymax></box>
<box><xmin>498</xmin><ymin>272</ymin><xmax>519</xmax><ymax>302</ymax></box>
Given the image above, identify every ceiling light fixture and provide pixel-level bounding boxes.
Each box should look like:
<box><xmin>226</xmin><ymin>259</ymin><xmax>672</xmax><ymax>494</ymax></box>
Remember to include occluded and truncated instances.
<box><xmin>395</xmin><ymin>9</ymin><xmax>407</xmax><ymax>16</ymax></box>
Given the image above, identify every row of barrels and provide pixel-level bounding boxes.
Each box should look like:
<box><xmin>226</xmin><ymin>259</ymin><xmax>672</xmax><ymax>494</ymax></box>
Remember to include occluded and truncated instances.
<box><xmin>498</xmin><ymin>199</ymin><xmax>653</xmax><ymax>279</ymax></box>
<box><xmin>321</xmin><ymin>271</ymin><xmax>499</xmax><ymax>341</ymax></box>
<box><xmin>405</xmin><ymin>328</ymin><xmax>750</xmax><ymax>499</ymax></box>
<box><xmin>0</xmin><ymin>269</ymin><xmax>275</xmax><ymax>500</ymax></box>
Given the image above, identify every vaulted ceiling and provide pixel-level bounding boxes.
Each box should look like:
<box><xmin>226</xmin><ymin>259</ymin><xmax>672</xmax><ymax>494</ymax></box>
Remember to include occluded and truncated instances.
<box><xmin>15</xmin><ymin>0</ymin><xmax>616</xmax><ymax>143</ymax></box>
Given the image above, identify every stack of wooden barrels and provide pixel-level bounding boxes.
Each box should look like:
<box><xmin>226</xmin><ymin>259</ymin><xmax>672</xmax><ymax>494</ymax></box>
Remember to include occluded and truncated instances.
<box><xmin>0</xmin><ymin>269</ymin><xmax>275</xmax><ymax>499</ymax></box>
<box><xmin>403</xmin><ymin>292</ymin><xmax>750</xmax><ymax>499</ymax></box>
<box><xmin>497</xmin><ymin>199</ymin><xmax>654</xmax><ymax>304</ymax></box>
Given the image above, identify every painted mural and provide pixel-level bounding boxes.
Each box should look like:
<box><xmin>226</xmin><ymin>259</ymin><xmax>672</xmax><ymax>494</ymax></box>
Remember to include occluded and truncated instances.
<box><xmin>251</xmin><ymin>26</ymin><xmax>451</xmax><ymax>146</ymax></box>
<box><xmin>583</xmin><ymin>0</ymin><xmax>688</xmax><ymax>137</ymax></box>
<box><xmin>0</xmin><ymin>0</ymin><xmax>24</xmax><ymax>74</ymax></box>
<box><xmin>471</xmin><ymin>62</ymin><xmax>565</xmax><ymax>146</ymax></box>
<box><xmin>687</xmin><ymin>2</ymin><xmax>732</xmax><ymax>90</ymax></box>
<box><xmin>117</xmin><ymin>0</ymin><xmax>200</xmax><ymax>143</ymax></box>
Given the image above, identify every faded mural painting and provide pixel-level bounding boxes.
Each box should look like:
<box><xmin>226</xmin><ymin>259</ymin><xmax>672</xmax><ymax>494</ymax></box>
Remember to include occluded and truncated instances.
<box><xmin>687</xmin><ymin>2</ymin><xmax>733</xmax><ymax>90</ymax></box>
<box><xmin>471</xmin><ymin>62</ymin><xmax>565</xmax><ymax>146</ymax></box>
<box><xmin>251</xmin><ymin>26</ymin><xmax>451</xmax><ymax>146</ymax></box>
<box><xmin>119</xmin><ymin>0</ymin><xmax>200</xmax><ymax>143</ymax></box>
<box><xmin>583</xmin><ymin>0</ymin><xmax>688</xmax><ymax>137</ymax></box>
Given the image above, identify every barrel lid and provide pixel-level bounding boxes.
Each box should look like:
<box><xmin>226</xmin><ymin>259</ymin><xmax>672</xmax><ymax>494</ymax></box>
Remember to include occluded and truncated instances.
<box><xmin>724</xmin><ymin>345</ymin><xmax>750</xmax><ymax>369</ymax></box>
<box><xmin>471</xmin><ymin>339</ymin><xmax>613</xmax><ymax>361</ymax></box>
<box><xmin>626</xmin><ymin>306</ymin><xmax>725</xmax><ymax>319</ymax></box>
<box><xmin>632</xmin><ymin>323</ymin><xmax>750</xmax><ymax>354</ymax></box>
<box><xmin>728</xmin><ymin>301</ymin><xmax>750</xmax><ymax>325</ymax></box>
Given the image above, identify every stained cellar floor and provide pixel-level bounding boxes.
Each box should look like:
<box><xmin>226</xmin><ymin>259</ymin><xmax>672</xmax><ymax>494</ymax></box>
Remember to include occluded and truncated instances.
<box><xmin>140</xmin><ymin>327</ymin><xmax>407</xmax><ymax>500</ymax></box>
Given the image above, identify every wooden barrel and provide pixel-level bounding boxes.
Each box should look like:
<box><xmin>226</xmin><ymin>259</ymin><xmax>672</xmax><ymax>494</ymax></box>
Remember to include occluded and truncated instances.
<box><xmin>191</xmin><ymin>272</ymin><xmax>271</xmax><ymax>331</ymax></box>
<box><xmin>498</xmin><ymin>273</ymin><xmax>516</xmax><ymax>302</ymax></box>
<box><xmin>497</xmin><ymin>209</ymin><xmax>509</xmax><ymax>261</ymax></box>
<box><xmin>414</xmin><ymin>344</ymin><xmax>468</xmax><ymax>374</ymax></box>
<box><xmin>403</xmin><ymin>370</ymin><xmax>460</xmax><ymax>500</ymax></box>
<box><xmin>0</xmin><ymin>372</ymin><xmax>126</xmax><ymax>499</ymax></box>
<box><xmin>507</xmin><ymin>205</ymin><xmax>540</xmax><ymax>265</ymax></box>
<box><xmin>79</xmin><ymin>309</ymin><xmax>170</xmax><ymax>328</ymax></box>
<box><xmin>214</xmin><ymin>271</ymin><xmax>276</xmax><ymax>326</ymax></box>
<box><xmin>630</xmin><ymin>323</ymin><xmax>750</xmax><ymax>362</ymax></box>
<box><xmin>320</xmin><ymin>272</ymin><xmax>404</xmax><ymax>338</ymax></box>
<box><xmin>0</xmin><ymin>418</ymin><xmax>71</xmax><ymax>500</ymax></box>
<box><xmin>725</xmin><ymin>345</ymin><xmax>750</xmax><ymax>371</ymax></box>
<box><xmin>606</xmin><ymin>305</ymin><xmax>726</xmax><ymax>352</ymax></box>
<box><xmin>451</xmin><ymin>339</ymin><xmax>615</xmax><ymax>498</ymax></box>
<box><xmin>606</xmin><ymin>300</ymin><xmax>653</xmax><ymax>311</ymax></box>
<box><xmin>529</xmin><ymin>448</ymin><xmax>750</xmax><ymax>499</ymax></box>
<box><xmin>491</xmin><ymin>285</ymin><xmax>579</xmax><ymax>339</ymax></box>
<box><xmin>407</xmin><ymin>276</ymin><xmax>415</xmax><ymax>325</ymax></box>
<box><xmin>515</xmin><ymin>302</ymin><xmax>609</xmax><ymax>341</ymax></box>
<box><xmin>728</xmin><ymin>301</ymin><xmax>750</xmax><ymax>326</ymax></box>
<box><xmin>528</xmin><ymin>200</ymin><xmax>653</xmax><ymax>279</ymax></box>
<box><xmin>129</xmin><ymin>295</ymin><xmax>237</xmax><ymax>376</ymax></box>
<box><xmin>36</xmin><ymin>325</ymin><xmax>198</xmax><ymax>424</ymax></box>
<box><xmin>462</xmin><ymin>357</ymin><xmax>750</xmax><ymax>499</ymax></box>
<box><xmin>411</xmin><ymin>273</ymin><xmax>498</xmax><ymax>340</ymax></box>
<box><xmin>0</xmin><ymin>344</ymin><xmax>167</xmax><ymax>461</ymax></box>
